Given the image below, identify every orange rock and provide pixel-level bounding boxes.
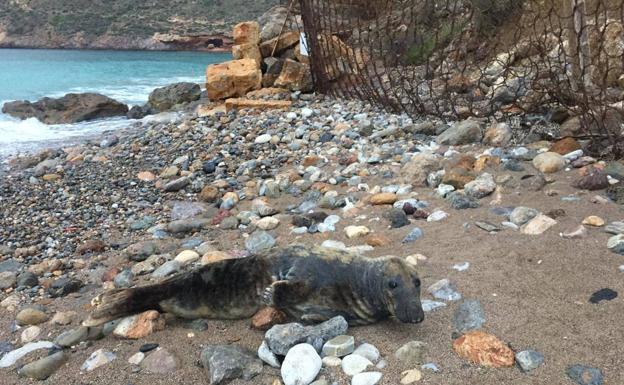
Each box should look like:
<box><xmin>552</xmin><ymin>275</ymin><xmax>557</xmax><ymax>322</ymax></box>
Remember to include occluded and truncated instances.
<box><xmin>251</xmin><ymin>307</ymin><xmax>287</xmax><ymax>330</ymax></box>
<box><xmin>366</xmin><ymin>234</ymin><xmax>390</xmax><ymax>247</ymax></box>
<box><xmin>232</xmin><ymin>43</ymin><xmax>263</xmax><ymax>68</ymax></box>
<box><xmin>206</xmin><ymin>59</ymin><xmax>262</xmax><ymax>100</ymax></box>
<box><xmin>42</xmin><ymin>174</ymin><xmax>61</xmax><ymax>181</ymax></box>
<box><xmin>137</xmin><ymin>171</ymin><xmax>156</xmax><ymax>182</ymax></box>
<box><xmin>303</xmin><ymin>156</ymin><xmax>322</xmax><ymax>167</ymax></box>
<box><xmin>201</xmin><ymin>251</ymin><xmax>234</xmax><ymax>265</ymax></box>
<box><xmin>370</xmin><ymin>193</ymin><xmax>398</xmax><ymax>205</ymax></box>
<box><xmin>452</xmin><ymin>331</ymin><xmax>515</xmax><ymax>368</ymax></box>
<box><xmin>550</xmin><ymin>137</ymin><xmax>581</xmax><ymax>155</ymax></box>
<box><xmin>474</xmin><ymin>156</ymin><xmax>501</xmax><ymax>172</ymax></box>
<box><xmin>113</xmin><ymin>310</ymin><xmax>165</xmax><ymax>339</ymax></box>
<box><xmin>442</xmin><ymin>168</ymin><xmax>475</xmax><ymax>189</ymax></box>
<box><xmin>273</xmin><ymin>59</ymin><xmax>313</xmax><ymax>92</ymax></box>
<box><xmin>259</xmin><ymin>31</ymin><xmax>300</xmax><ymax>57</ymax></box>
<box><xmin>232</xmin><ymin>21</ymin><xmax>260</xmax><ymax>45</ymax></box>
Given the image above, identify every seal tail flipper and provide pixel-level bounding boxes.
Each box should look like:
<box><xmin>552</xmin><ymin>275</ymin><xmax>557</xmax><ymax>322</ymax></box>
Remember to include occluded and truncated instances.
<box><xmin>83</xmin><ymin>275</ymin><xmax>182</xmax><ymax>327</ymax></box>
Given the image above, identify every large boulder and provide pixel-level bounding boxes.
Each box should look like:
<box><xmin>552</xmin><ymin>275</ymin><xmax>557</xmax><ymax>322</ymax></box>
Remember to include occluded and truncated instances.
<box><xmin>232</xmin><ymin>44</ymin><xmax>263</xmax><ymax>68</ymax></box>
<box><xmin>2</xmin><ymin>93</ymin><xmax>128</xmax><ymax>124</ymax></box>
<box><xmin>273</xmin><ymin>59</ymin><xmax>313</xmax><ymax>92</ymax></box>
<box><xmin>437</xmin><ymin>120</ymin><xmax>484</xmax><ymax>146</ymax></box>
<box><xmin>147</xmin><ymin>82</ymin><xmax>201</xmax><ymax>112</ymax></box>
<box><xmin>259</xmin><ymin>31</ymin><xmax>300</xmax><ymax>58</ymax></box>
<box><xmin>206</xmin><ymin>59</ymin><xmax>262</xmax><ymax>100</ymax></box>
<box><xmin>258</xmin><ymin>6</ymin><xmax>301</xmax><ymax>42</ymax></box>
<box><xmin>233</xmin><ymin>21</ymin><xmax>260</xmax><ymax>45</ymax></box>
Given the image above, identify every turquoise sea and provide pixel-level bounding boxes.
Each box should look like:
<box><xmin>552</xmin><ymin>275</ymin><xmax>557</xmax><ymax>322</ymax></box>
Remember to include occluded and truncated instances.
<box><xmin>0</xmin><ymin>49</ymin><xmax>229</xmax><ymax>155</ymax></box>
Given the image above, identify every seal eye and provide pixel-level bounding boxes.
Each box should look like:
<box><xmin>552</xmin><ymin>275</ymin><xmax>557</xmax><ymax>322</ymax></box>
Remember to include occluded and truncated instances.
<box><xmin>413</xmin><ymin>278</ymin><xmax>421</xmax><ymax>287</ymax></box>
<box><xmin>388</xmin><ymin>280</ymin><xmax>399</xmax><ymax>289</ymax></box>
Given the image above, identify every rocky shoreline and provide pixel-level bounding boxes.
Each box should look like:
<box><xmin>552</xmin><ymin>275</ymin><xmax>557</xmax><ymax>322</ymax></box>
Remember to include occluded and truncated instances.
<box><xmin>0</xmin><ymin>89</ymin><xmax>623</xmax><ymax>384</ymax></box>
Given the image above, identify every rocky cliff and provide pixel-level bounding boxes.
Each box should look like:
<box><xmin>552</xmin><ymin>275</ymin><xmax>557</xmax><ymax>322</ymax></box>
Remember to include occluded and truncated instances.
<box><xmin>0</xmin><ymin>0</ymin><xmax>278</xmax><ymax>50</ymax></box>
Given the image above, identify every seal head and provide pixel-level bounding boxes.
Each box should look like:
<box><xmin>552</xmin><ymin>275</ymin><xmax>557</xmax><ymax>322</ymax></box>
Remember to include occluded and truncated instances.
<box><xmin>381</xmin><ymin>258</ymin><xmax>425</xmax><ymax>323</ymax></box>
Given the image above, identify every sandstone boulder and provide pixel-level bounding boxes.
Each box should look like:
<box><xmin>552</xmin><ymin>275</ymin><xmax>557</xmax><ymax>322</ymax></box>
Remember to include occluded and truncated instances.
<box><xmin>233</xmin><ymin>21</ymin><xmax>260</xmax><ymax>45</ymax></box>
<box><xmin>2</xmin><ymin>93</ymin><xmax>128</xmax><ymax>124</ymax></box>
<box><xmin>206</xmin><ymin>59</ymin><xmax>262</xmax><ymax>100</ymax></box>
<box><xmin>232</xmin><ymin>44</ymin><xmax>263</xmax><ymax>68</ymax></box>
<box><xmin>148</xmin><ymin>82</ymin><xmax>201</xmax><ymax>112</ymax></box>
<box><xmin>273</xmin><ymin>59</ymin><xmax>313</xmax><ymax>92</ymax></box>
<box><xmin>259</xmin><ymin>31</ymin><xmax>300</xmax><ymax>58</ymax></box>
<box><xmin>262</xmin><ymin>57</ymin><xmax>285</xmax><ymax>88</ymax></box>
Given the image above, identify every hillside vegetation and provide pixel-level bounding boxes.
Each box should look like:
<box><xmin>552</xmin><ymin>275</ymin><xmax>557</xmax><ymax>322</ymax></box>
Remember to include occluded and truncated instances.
<box><xmin>0</xmin><ymin>0</ymin><xmax>278</xmax><ymax>49</ymax></box>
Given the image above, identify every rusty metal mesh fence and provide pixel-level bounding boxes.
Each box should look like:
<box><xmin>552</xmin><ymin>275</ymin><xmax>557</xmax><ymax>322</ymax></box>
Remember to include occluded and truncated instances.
<box><xmin>296</xmin><ymin>0</ymin><xmax>624</xmax><ymax>155</ymax></box>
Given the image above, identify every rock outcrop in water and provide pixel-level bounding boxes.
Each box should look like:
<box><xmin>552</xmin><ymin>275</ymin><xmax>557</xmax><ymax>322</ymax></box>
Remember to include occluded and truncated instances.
<box><xmin>148</xmin><ymin>82</ymin><xmax>202</xmax><ymax>112</ymax></box>
<box><xmin>2</xmin><ymin>93</ymin><xmax>129</xmax><ymax>124</ymax></box>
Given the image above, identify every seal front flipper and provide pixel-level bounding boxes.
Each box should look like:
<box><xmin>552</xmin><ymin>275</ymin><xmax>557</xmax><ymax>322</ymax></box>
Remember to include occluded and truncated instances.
<box><xmin>265</xmin><ymin>280</ymin><xmax>312</xmax><ymax>308</ymax></box>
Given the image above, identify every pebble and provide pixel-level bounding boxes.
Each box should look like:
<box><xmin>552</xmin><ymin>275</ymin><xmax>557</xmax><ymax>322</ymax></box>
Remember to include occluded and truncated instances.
<box><xmin>515</xmin><ymin>350</ymin><xmax>545</xmax><ymax>372</ymax></box>
<box><xmin>265</xmin><ymin>316</ymin><xmax>348</xmax><ymax>356</ymax></box>
<box><xmin>345</xmin><ymin>226</ymin><xmax>371</xmax><ymax>238</ymax></box>
<box><xmin>0</xmin><ymin>271</ymin><xmax>17</xmax><ymax>289</ymax></box>
<box><xmin>322</xmin><ymin>335</ymin><xmax>355</xmax><ymax>357</ymax></box>
<box><xmin>452</xmin><ymin>331</ymin><xmax>514</xmax><ymax>368</ymax></box>
<box><xmin>141</xmin><ymin>348</ymin><xmax>179</xmax><ymax>374</ymax></box>
<box><xmin>255</xmin><ymin>134</ymin><xmax>272</xmax><ymax>144</ymax></box>
<box><xmin>201</xmin><ymin>345</ymin><xmax>263</xmax><ymax>385</ymax></box>
<box><xmin>352</xmin><ymin>343</ymin><xmax>380</xmax><ymax>363</ymax></box>
<box><xmin>55</xmin><ymin>326</ymin><xmax>89</xmax><ymax>347</ymax></box>
<box><xmin>446</xmin><ymin>192</ymin><xmax>480</xmax><ymax>210</ymax></box>
<box><xmin>258</xmin><ymin>340</ymin><xmax>281</xmax><ymax>368</ymax></box>
<box><xmin>322</xmin><ymin>356</ymin><xmax>342</xmax><ymax>367</ymax></box>
<box><xmin>464</xmin><ymin>173</ymin><xmax>496</xmax><ymax>198</ymax></box>
<box><xmin>532</xmin><ymin>152</ymin><xmax>566</xmax><ymax>173</ymax></box>
<box><xmin>342</xmin><ymin>354</ymin><xmax>373</xmax><ymax>376</ymax></box>
<box><xmin>113</xmin><ymin>310</ymin><xmax>165</xmax><ymax>339</ymax></box>
<box><xmin>21</xmin><ymin>326</ymin><xmax>42</xmax><ymax>343</ymax></box>
<box><xmin>245</xmin><ymin>230</ymin><xmax>276</xmax><ymax>253</ymax></box>
<box><xmin>520</xmin><ymin>214</ymin><xmax>557</xmax><ymax>235</ymax></box>
<box><xmin>128</xmin><ymin>352</ymin><xmax>145</xmax><ymax>365</ymax></box>
<box><xmin>421</xmin><ymin>363</ymin><xmax>440</xmax><ymax>372</ymax></box>
<box><xmin>385</xmin><ymin>208</ymin><xmax>411</xmax><ymax>228</ymax></box>
<box><xmin>452</xmin><ymin>262</ymin><xmax>470</xmax><ymax>271</ymax></box>
<box><xmin>589</xmin><ymin>288</ymin><xmax>618</xmax><ymax>304</ymax></box>
<box><xmin>566</xmin><ymin>364</ymin><xmax>604</xmax><ymax>385</ymax></box>
<box><xmin>174</xmin><ymin>250</ymin><xmax>200</xmax><ymax>265</ymax></box>
<box><xmin>351</xmin><ymin>372</ymin><xmax>382</xmax><ymax>385</ymax></box>
<box><xmin>452</xmin><ymin>300</ymin><xmax>486</xmax><ymax>333</ymax></box>
<box><xmin>18</xmin><ymin>351</ymin><xmax>67</xmax><ymax>380</ymax></box>
<box><xmin>394</xmin><ymin>341</ymin><xmax>427</xmax><ymax>365</ymax></box>
<box><xmin>282</xmin><ymin>344</ymin><xmax>322</xmax><ymax>385</ymax></box>
<box><xmin>81</xmin><ymin>349</ymin><xmax>116</xmax><ymax>372</ymax></box>
<box><xmin>421</xmin><ymin>300</ymin><xmax>447</xmax><ymax>312</ymax></box>
<box><xmin>427</xmin><ymin>279</ymin><xmax>461</xmax><ymax>301</ymax></box>
<box><xmin>509</xmin><ymin>206</ymin><xmax>538</xmax><ymax>226</ymax></box>
<box><xmin>114</xmin><ymin>269</ymin><xmax>134</xmax><ymax>288</ymax></box>
<box><xmin>402</xmin><ymin>227</ymin><xmax>423</xmax><ymax>243</ymax></box>
<box><xmin>427</xmin><ymin>210</ymin><xmax>448</xmax><ymax>222</ymax></box>
<box><xmin>605</xmin><ymin>221</ymin><xmax>624</xmax><ymax>234</ymax></box>
<box><xmin>152</xmin><ymin>260</ymin><xmax>181</xmax><ymax>278</ymax></box>
<box><xmin>607</xmin><ymin>234</ymin><xmax>624</xmax><ymax>255</ymax></box>
<box><xmin>370</xmin><ymin>193</ymin><xmax>398</xmax><ymax>205</ymax></box>
<box><xmin>0</xmin><ymin>341</ymin><xmax>56</xmax><ymax>368</ymax></box>
<box><xmin>475</xmin><ymin>221</ymin><xmax>500</xmax><ymax>232</ymax></box>
<box><xmin>561</xmin><ymin>225</ymin><xmax>588</xmax><ymax>239</ymax></box>
<box><xmin>257</xmin><ymin>216</ymin><xmax>281</xmax><ymax>230</ymax></box>
<box><xmin>582</xmin><ymin>216</ymin><xmax>605</xmax><ymax>227</ymax></box>
<box><xmin>16</xmin><ymin>308</ymin><xmax>49</xmax><ymax>326</ymax></box>
<box><xmin>400</xmin><ymin>369</ymin><xmax>422</xmax><ymax>384</ymax></box>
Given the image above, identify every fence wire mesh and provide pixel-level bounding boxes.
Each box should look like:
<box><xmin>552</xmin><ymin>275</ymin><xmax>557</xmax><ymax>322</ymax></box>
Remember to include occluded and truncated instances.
<box><xmin>296</xmin><ymin>0</ymin><xmax>624</xmax><ymax>155</ymax></box>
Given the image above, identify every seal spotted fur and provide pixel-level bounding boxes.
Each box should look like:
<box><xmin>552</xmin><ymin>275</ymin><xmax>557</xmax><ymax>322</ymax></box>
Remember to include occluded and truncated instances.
<box><xmin>85</xmin><ymin>245</ymin><xmax>424</xmax><ymax>326</ymax></box>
